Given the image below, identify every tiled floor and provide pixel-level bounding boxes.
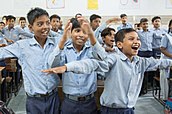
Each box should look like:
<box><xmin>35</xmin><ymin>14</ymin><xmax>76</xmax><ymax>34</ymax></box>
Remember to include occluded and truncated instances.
<box><xmin>7</xmin><ymin>86</ymin><xmax>164</xmax><ymax>114</ymax></box>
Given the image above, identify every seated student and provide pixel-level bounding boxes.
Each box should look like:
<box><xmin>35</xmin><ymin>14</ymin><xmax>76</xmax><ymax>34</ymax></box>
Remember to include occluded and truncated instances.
<box><xmin>2</xmin><ymin>15</ymin><xmax>33</xmax><ymax>43</ymax></box>
<box><xmin>117</xmin><ymin>14</ymin><xmax>133</xmax><ymax>31</ymax></box>
<box><xmin>43</xmin><ymin>28</ymin><xmax>172</xmax><ymax>114</ymax></box>
<box><xmin>160</xmin><ymin>19</ymin><xmax>172</xmax><ymax>101</ymax></box>
<box><xmin>47</xmin><ymin>17</ymin><xmax>104</xmax><ymax>114</ymax></box>
<box><xmin>0</xmin><ymin>7</ymin><xmax>60</xmax><ymax>114</ymax></box>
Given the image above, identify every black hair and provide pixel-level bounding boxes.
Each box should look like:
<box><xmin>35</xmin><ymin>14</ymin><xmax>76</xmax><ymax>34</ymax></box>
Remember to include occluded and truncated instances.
<box><xmin>115</xmin><ymin>28</ymin><xmax>136</xmax><ymax>44</ymax></box>
<box><xmin>6</xmin><ymin>15</ymin><xmax>16</xmax><ymax>21</ymax></box>
<box><xmin>120</xmin><ymin>14</ymin><xmax>127</xmax><ymax>18</ymax></box>
<box><xmin>140</xmin><ymin>18</ymin><xmax>148</xmax><ymax>23</ymax></box>
<box><xmin>19</xmin><ymin>17</ymin><xmax>26</xmax><ymax>21</ymax></box>
<box><xmin>151</xmin><ymin>16</ymin><xmax>161</xmax><ymax>23</ymax></box>
<box><xmin>70</xmin><ymin>18</ymin><xmax>81</xmax><ymax>31</ymax></box>
<box><xmin>89</xmin><ymin>14</ymin><xmax>101</xmax><ymax>23</ymax></box>
<box><xmin>168</xmin><ymin>19</ymin><xmax>172</xmax><ymax>34</ymax></box>
<box><xmin>50</xmin><ymin>14</ymin><xmax>61</xmax><ymax>22</ymax></box>
<box><xmin>75</xmin><ymin>13</ymin><xmax>82</xmax><ymax>18</ymax></box>
<box><xmin>27</xmin><ymin>7</ymin><xmax>49</xmax><ymax>25</ymax></box>
<box><xmin>101</xmin><ymin>27</ymin><xmax>116</xmax><ymax>38</ymax></box>
<box><xmin>0</xmin><ymin>22</ymin><xmax>5</xmax><ymax>25</ymax></box>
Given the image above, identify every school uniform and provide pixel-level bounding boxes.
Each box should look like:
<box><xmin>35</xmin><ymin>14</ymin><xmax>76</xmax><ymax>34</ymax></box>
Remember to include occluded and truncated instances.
<box><xmin>0</xmin><ymin>37</ymin><xmax>60</xmax><ymax>114</ymax></box>
<box><xmin>49</xmin><ymin>41</ymin><xmax>105</xmax><ymax>114</ymax></box>
<box><xmin>2</xmin><ymin>25</ymin><xmax>33</xmax><ymax>43</ymax></box>
<box><xmin>65</xmin><ymin>45</ymin><xmax>172</xmax><ymax>114</ymax></box>
<box><xmin>151</xmin><ymin>27</ymin><xmax>167</xmax><ymax>58</ymax></box>
<box><xmin>137</xmin><ymin>29</ymin><xmax>154</xmax><ymax>57</ymax></box>
<box><xmin>117</xmin><ymin>23</ymin><xmax>133</xmax><ymax>31</ymax></box>
<box><xmin>14</xmin><ymin>25</ymin><xmax>31</xmax><ymax>40</ymax></box>
<box><xmin>160</xmin><ymin>33</ymin><xmax>172</xmax><ymax>100</ymax></box>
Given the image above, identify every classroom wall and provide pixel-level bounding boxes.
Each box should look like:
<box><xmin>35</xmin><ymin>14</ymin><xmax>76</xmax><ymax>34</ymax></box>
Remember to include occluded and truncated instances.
<box><xmin>1</xmin><ymin>0</ymin><xmax>172</xmax><ymax>17</ymax></box>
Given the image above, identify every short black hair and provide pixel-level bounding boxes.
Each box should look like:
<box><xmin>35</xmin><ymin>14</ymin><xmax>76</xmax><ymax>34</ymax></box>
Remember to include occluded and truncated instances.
<box><xmin>89</xmin><ymin>14</ymin><xmax>101</xmax><ymax>23</ymax></box>
<box><xmin>151</xmin><ymin>16</ymin><xmax>161</xmax><ymax>23</ymax></box>
<box><xmin>6</xmin><ymin>15</ymin><xmax>16</xmax><ymax>21</ymax></box>
<box><xmin>120</xmin><ymin>14</ymin><xmax>127</xmax><ymax>18</ymax></box>
<box><xmin>75</xmin><ymin>13</ymin><xmax>82</xmax><ymax>18</ymax></box>
<box><xmin>19</xmin><ymin>17</ymin><xmax>26</xmax><ymax>21</ymax></box>
<box><xmin>168</xmin><ymin>19</ymin><xmax>172</xmax><ymax>33</ymax></box>
<box><xmin>115</xmin><ymin>28</ymin><xmax>136</xmax><ymax>44</ymax></box>
<box><xmin>70</xmin><ymin>18</ymin><xmax>81</xmax><ymax>31</ymax></box>
<box><xmin>140</xmin><ymin>18</ymin><xmax>148</xmax><ymax>23</ymax></box>
<box><xmin>0</xmin><ymin>21</ymin><xmax>5</xmax><ymax>25</ymax></box>
<box><xmin>101</xmin><ymin>28</ymin><xmax>116</xmax><ymax>38</ymax></box>
<box><xmin>27</xmin><ymin>7</ymin><xmax>49</xmax><ymax>25</ymax></box>
<box><xmin>50</xmin><ymin>14</ymin><xmax>61</xmax><ymax>21</ymax></box>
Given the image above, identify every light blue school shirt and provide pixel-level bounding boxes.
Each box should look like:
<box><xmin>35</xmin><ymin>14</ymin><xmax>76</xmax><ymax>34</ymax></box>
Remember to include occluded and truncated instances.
<box><xmin>137</xmin><ymin>29</ymin><xmax>154</xmax><ymax>51</ymax></box>
<box><xmin>151</xmin><ymin>27</ymin><xmax>167</xmax><ymax>49</ymax></box>
<box><xmin>94</xmin><ymin>23</ymin><xmax>107</xmax><ymax>45</ymax></box>
<box><xmin>117</xmin><ymin>23</ymin><xmax>133</xmax><ymax>31</ymax></box>
<box><xmin>161</xmin><ymin>33</ymin><xmax>172</xmax><ymax>59</ymax></box>
<box><xmin>66</xmin><ymin>50</ymin><xmax>172</xmax><ymax>108</ymax></box>
<box><xmin>48</xmin><ymin>41</ymin><xmax>105</xmax><ymax>96</ymax></box>
<box><xmin>2</xmin><ymin>25</ymin><xmax>33</xmax><ymax>42</ymax></box>
<box><xmin>0</xmin><ymin>32</ymin><xmax>7</xmax><ymax>45</ymax></box>
<box><xmin>0</xmin><ymin>37</ymin><xmax>60</xmax><ymax>95</ymax></box>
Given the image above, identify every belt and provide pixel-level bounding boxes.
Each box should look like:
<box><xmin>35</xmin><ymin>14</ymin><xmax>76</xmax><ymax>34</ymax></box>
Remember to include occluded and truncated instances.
<box><xmin>26</xmin><ymin>88</ymin><xmax>58</xmax><ymax>98</ymax></box>
<box><xmin>64</xmin><ymin>93</ymin><xmax>94</xmax><ymax>101</ymax></box>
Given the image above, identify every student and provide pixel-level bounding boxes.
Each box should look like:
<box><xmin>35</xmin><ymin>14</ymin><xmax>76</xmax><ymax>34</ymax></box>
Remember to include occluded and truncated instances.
<box><xmin>48</xmin><ymin>17</ymin><xmax>104</xmax><ymax>114</ymax></box>
<box><xmin>0</xmin><ymin>7</ymin><xmax>60</xmax><ymax>114</ymax></box>
<box><xmin>117</xmin><ymin>14</ymin><xmax>133</xmax><ymax>31</ymax></box>
<box><xmin>101</xmin><ymin>27</ymin><xmax>116</xmax><ymax>52</ymax></box>
<box><xmin>151</xmin><ymin>16</ymin><xmax>167</xmax><ymax>58</ymax></box>
<box><xmin>160</xmin><ymin>19</ymin><xmax>172</xmax><ymax>100</ymax></box>
<box><xmin>167</xmin><ymin>19</ymin><xmax>172</xmax><ymax>36</ymax></box>
<box><xmin>90</xmin><ymin>14</ymin><xmax>102</xmax><ymax>31</ymax></box>
<box><xmin>18</xmin><ymin>17</ymin><xmax>31</xmax><ymax>40</ymax></box>
<box><xmin>2</xmin><ymin>15</ymin><xmax>33</xmax><ymax>43</ymax></box>
<box><xmin>43</xmin><ymin>28</ymin><xmax>172</xmax><ymax>114</ymax></box>
<box><xmin>50</xmin><ymin>14</ymin><xmax>63</xmax><ymax>35</ymax></box>
<box><xmin>2</xmin><ymin>16</ymin><xmax>7</xmax><ymax>26</ymax></box>
<box><xmin>0</xmin><ymin>22</ymin><xmax>5</xmax><ymax>30</ymax></box>
<box><xmin>137</xmin><ymin>18</ymin><xmax>154</xmax><ymax>95</ymax></box>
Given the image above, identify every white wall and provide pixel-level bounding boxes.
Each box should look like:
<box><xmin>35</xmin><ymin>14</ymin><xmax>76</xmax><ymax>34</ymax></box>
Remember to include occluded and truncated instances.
<box><xmin>0</xmin><ymin>0</ymin><xmax>172</xmax><ymax>17</ymax></box>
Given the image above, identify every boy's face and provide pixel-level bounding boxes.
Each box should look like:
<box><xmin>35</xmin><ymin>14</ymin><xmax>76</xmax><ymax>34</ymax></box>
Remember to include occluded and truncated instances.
<box><xmin>29</xmin><ymin>15</ymin><xmax>50</xmax><ymax>40</ymax></box>
<box><xmin>117</xmin><ymin>31</ymin><xmax>141</xmax><ymax>60</ymax></box>
<box><xmin>121</xmin><ymin>16</ymin><xmax>127</xmax><ymax>24</ymax></box>
<box><xmin>141</xmin><ymin>21</ymin><xmax>148</xmax><ymax>30</ymax></box>
<box><xmin>19</xmin><ymin>20</ymin><xmax>26</xmax><ymax>28</ymax></box>
<box><xmin>90</xmin><ymin>18</ymin><xmax>101</xmax><ymax>31</ymax></box>
<box><xmin>103</xmin><ymin>30</ymin><xmax>115</xmax><ymax>47</ymax></box>
<box><xmin>152</xmin><ymin>19</ymin><xmax>161</xmax><ymax>28</ymax></box>
<box><xmin>50</xmin><ymin>18</ymin><xmax>60</xmax><ymax>31</ymax></box>
<box><xmin>7</xmin><ymin>19</ymin><xmax>15</xmax><ymax>28</ymax></box>
<box><xmin>0</xmin><ymin>23</ymin><xmax>5</xmax><ymax>30</ymax></box>
<box><xmin>71</xmin><ymin>28</ymin><xmax>88</xmax><ymax>47</ymax></box>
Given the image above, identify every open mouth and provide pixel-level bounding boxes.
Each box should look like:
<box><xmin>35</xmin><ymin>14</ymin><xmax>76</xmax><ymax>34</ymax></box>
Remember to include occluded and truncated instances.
<box><xmin>131</xmin><ymin>46</ymin><xmax>139</xmax><ymax>50</ymax></box>
<box><xmin>110</xmin><ymin>40</ymin><xmax>115</xmax><ymax>42</ymax></box>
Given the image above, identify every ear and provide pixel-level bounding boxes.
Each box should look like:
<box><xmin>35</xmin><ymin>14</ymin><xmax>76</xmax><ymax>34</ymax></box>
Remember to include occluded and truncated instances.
<box><xmin>28</xmin><ymin>24</ymin><xmax>33</xmax><ymax>32</ymax></box>
<box><xmin>116</xmin><ymin>41</ymin><xmax>123</xmax><ymax>49</ymax></box>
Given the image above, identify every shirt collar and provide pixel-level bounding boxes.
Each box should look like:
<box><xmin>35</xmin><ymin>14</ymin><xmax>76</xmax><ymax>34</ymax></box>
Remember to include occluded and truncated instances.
<box><xmin>66</xmin><ymin>40</ymin><xmax>90</xmax><ymax>49</ymax></box>
<box><xmin>29</xmin><ymin>37</ymin><xmax>55</xmax><ymax>46</ymax></box>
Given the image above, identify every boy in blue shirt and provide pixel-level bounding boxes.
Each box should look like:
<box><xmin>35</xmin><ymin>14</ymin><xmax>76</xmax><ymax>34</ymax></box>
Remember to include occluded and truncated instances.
<box><xmin>0</xmin><ymin>7</ymin><xmax>60</xmax><ymax>114</ymax></box>
<box><xmin>48</xmin><ymin>17</ymin><xmax>104</xmax><ymax>114</ymax></box>
<box><xmin>117</xmin><ymin>14</ymin><xmax>133</xmax><ymax>31</ymax></box>
<box><xmin>43</xmin><ymin>28</ymin><xmax>172</xmax><ymax>114</ymax></box>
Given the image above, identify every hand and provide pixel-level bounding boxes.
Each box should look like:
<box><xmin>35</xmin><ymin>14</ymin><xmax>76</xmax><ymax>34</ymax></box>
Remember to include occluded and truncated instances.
<box><xmin>106</xmin><ymin>17</ymin><xmax>120</xmax><ymax>24</ymax></box>
<box><xmin>0</xmin><ymin>44</ymin><xmax>7</xmax><ymax>47</ymax></box>
<box><xmin>77</xmin><ymin>17</ymin><xmax>93</xmax><ymax>35</ymax></box>
<box><xmin>42</xmin><ymin>66</ymin><xmax>67</xmax><ymax>74</ymax></box>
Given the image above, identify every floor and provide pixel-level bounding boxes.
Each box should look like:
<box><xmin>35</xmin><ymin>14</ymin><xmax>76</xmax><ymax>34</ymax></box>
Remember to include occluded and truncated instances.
<box><xmin>7</xmin><ymin>86</ymin><xmax>165</xmax><ymax>114</ymax></box>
